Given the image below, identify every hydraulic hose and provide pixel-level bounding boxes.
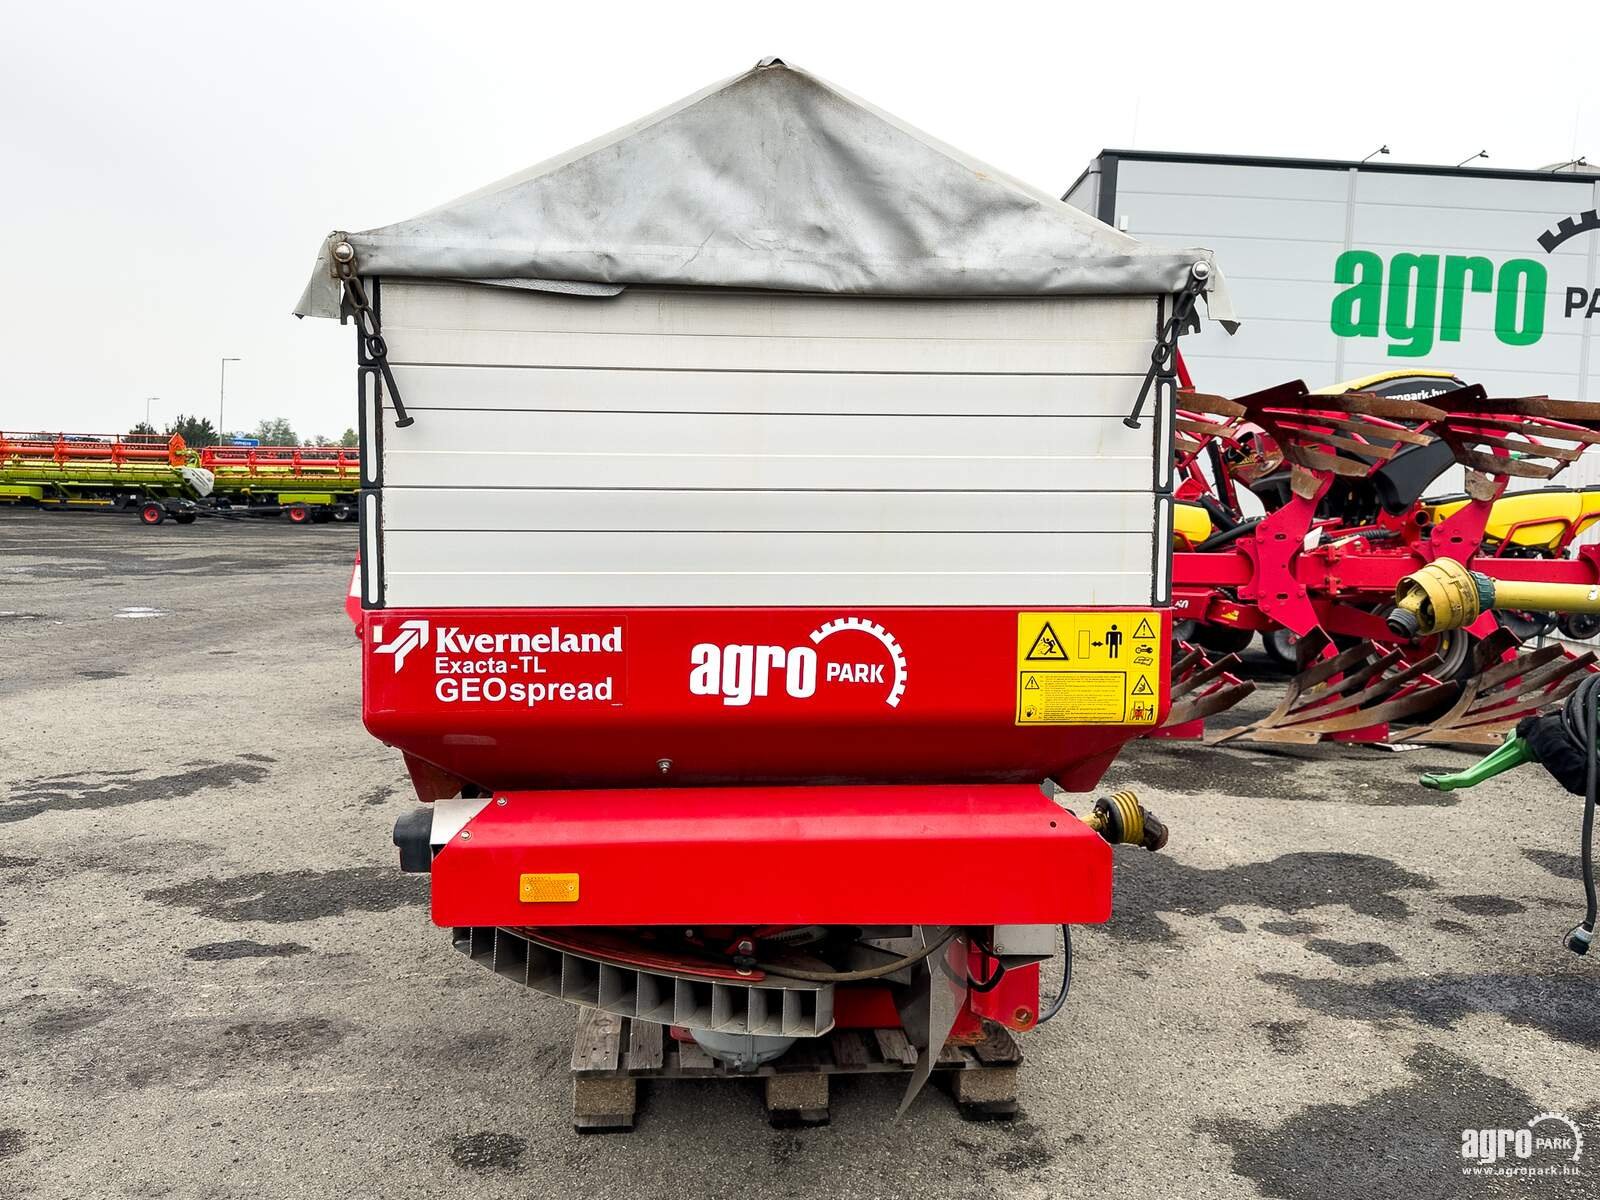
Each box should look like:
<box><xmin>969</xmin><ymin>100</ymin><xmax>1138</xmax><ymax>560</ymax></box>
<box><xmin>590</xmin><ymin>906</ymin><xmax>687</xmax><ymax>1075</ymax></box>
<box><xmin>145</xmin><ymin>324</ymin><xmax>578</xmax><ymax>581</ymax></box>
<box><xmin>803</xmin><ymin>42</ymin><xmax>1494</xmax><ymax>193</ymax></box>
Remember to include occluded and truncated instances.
<box><xmin>1560</xmin><ymin>675</ymin><xmax>1598</xmax><ymax>952</ymax></box>
<box><xmin>1195</xmin><ymin>493</ymin><xmax>1241</xmax><ymax>534</ymax></box>
<box><xmin>1036</xmin><ymin>926</ymin><xmax>1073</xmax><ymax>1024</ymax></box>
<box><xmin>965</xmin><ymin>940</ymin><xmax>1008</xmax><ymax>993</ymax></box>
<box><xmin>1422</xmin><ymin>673</ymin><xmax>1598</xmax><ymax>954</ymax></box>
<box><xmin>1194</xmin><ymin>517</ymin><xmax>1263</xmax><ymax>553</ymax></box>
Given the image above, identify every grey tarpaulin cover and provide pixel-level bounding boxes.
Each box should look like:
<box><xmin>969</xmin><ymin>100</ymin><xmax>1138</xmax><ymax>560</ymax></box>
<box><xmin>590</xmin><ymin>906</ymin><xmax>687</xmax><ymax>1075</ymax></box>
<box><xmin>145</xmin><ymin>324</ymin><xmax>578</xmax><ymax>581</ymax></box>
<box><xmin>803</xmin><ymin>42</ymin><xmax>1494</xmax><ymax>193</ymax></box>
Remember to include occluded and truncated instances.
<box><xmin>295</xmin><ymin>59</ymin><xmax>1235</xmax><ymax>326</ymax></box>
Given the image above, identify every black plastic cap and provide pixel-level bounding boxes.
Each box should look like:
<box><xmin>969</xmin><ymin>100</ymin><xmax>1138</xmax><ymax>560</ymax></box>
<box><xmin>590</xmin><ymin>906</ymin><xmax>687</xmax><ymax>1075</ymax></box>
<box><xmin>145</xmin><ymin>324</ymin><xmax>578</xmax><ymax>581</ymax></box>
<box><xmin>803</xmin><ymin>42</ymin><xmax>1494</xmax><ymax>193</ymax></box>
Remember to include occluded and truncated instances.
<box><xmin>1385</xmin><ymin>607</ymin><xmax>1421</xmax><ymax>638</ymax></box>
<box><xmin>393</xmin><ymin>807</ymin><xmax>434</xmax><ymax>873</ymax></box>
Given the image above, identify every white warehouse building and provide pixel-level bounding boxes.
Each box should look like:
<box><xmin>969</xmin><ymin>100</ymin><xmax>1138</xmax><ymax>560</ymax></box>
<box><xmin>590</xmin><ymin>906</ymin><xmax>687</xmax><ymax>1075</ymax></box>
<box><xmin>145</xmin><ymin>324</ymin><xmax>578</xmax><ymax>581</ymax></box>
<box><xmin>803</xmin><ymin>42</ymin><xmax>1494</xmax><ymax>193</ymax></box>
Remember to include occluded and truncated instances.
<box><xmin>1065</xmin><ymin>150</ymin><xmax>1600</xmax><ymax>403</ymax></box>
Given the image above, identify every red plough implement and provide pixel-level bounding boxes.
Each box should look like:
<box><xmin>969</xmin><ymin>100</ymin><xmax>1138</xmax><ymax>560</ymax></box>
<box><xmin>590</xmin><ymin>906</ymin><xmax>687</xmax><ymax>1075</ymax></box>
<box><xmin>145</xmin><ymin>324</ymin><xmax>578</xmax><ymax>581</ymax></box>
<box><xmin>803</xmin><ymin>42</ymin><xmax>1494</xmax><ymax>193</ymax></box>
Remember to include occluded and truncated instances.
<box><xmin>1171</xmin><ymin>378</ymin><xmax>1600</xmax><ymax>747</ymax></box>
<box><xmin>1390</xmin><ymin>630</ymin><xmax>1597</xmax><ymax>747</ymax></box>
<box><xmin>1150</xmin><ymin>641</ymin><xmax>1255</xmax><ymax>739</ymax></box>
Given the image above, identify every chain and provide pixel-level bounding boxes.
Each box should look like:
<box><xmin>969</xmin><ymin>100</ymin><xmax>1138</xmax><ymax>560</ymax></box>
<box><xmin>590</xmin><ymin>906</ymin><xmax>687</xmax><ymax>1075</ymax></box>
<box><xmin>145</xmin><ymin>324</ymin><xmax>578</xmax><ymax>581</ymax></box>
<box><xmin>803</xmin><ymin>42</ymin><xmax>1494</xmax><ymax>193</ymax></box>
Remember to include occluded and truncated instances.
<box><xmin>1123</xmin><ymin>263</ymin><xmax>1210</xmax><ymax>430</ymax></box>
<box><xmin>331</xmin><ymin>240</ymin><xmax>414</xmax><ymax>429</ymax></box>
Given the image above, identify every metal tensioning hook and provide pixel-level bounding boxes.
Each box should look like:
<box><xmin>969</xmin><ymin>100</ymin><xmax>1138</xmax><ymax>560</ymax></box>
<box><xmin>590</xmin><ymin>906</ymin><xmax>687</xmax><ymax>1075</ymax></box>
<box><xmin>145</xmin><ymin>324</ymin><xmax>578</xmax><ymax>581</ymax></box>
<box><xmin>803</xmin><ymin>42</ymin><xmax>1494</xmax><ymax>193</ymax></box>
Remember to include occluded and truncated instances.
<box><xmin>332</xmin><ymin>238</ymin><xmax>415</xmax><ymax>429</ymax></box>
<box><xmin>1124</xmin><ymin>261</ymin><xmax>1211</xmax><ymax>430</ymax></box>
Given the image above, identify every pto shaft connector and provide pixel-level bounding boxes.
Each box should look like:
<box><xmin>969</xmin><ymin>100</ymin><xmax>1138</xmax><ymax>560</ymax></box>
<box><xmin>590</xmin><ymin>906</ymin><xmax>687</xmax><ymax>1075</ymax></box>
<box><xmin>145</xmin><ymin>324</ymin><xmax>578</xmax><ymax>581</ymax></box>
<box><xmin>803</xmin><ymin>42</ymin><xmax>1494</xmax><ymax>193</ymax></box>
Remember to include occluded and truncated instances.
<box><xmin>1385</xmin><ymin>559</ymin><xmax>1493</xmax><ymax>637</ymax></box>
<box><xmin>1387</xmin><ymin>558</ymin><xmax>1600</xmax><ymax>637</ymax></box>
<box><xmin>1084</xmin><ymin>790</ymin><xmax>1168</xmax><ymax>851</ymax></box>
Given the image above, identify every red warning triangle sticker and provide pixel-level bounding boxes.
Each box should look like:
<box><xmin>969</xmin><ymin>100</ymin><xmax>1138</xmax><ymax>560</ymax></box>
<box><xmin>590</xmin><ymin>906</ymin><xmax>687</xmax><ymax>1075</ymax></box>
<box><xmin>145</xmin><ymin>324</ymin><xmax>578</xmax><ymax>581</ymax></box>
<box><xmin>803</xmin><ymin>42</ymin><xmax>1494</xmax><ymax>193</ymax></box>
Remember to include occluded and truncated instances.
<box><xmin>1131</xmin><ymin>675</ymin><xmax>1154</xmax><ymax>696</ymax></box>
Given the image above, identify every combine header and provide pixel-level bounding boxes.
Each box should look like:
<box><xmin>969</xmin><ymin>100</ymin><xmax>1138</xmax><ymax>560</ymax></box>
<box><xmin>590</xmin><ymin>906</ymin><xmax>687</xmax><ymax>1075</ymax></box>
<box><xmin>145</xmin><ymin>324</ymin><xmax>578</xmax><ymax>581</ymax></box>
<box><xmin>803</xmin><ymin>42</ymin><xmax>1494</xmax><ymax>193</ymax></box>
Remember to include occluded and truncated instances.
<box><xmin>297</xmin><ymin>59</ymin><xmax>1236</xmax><ymax>1126</ymax></box>
<box><xmin>0</xmin><ymin>431</ymin><xmax>214</xmax><ymax>522</ymax></box>
<box><xmin>200</xmin><ymin>444</ymin><xmax>359</xmax><ymax>523</ymax></box>
<box><xmin>0</xmin><ymin>431</ymin><xmax>360</xmax><ymax>525</ymax></box>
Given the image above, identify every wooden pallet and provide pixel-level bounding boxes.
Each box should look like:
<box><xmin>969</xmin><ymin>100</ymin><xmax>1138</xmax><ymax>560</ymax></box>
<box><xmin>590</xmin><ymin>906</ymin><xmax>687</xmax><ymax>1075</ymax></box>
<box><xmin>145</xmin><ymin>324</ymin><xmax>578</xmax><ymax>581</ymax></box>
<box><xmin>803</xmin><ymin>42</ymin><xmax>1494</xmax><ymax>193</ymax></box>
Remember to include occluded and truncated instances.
<box><xmin>570</xmin><ymin>1009</ymin><xmax>1022</xmax><ymax>1132</ymax></box>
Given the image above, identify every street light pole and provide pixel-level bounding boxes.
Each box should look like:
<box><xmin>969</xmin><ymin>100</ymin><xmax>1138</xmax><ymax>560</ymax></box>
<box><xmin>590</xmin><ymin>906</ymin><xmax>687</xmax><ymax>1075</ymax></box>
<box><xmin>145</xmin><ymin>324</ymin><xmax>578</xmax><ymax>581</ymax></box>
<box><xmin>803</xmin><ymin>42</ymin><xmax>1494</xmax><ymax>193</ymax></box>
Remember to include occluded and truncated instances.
<box><xmin>218</xmin><ymin>357</ymin><xmax>241</xmax><ymax>443</ymax></box>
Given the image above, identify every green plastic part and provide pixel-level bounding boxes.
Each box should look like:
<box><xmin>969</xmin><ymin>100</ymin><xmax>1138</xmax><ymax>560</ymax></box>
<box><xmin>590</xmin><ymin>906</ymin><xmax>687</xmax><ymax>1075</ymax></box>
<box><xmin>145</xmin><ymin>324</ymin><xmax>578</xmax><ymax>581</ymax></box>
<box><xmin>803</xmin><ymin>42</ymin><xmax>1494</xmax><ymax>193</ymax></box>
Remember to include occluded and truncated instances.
<box><xmin>1419</xmin><ymin>735</ymin><xmax>1536</xmax><ymax>791</ymax></box>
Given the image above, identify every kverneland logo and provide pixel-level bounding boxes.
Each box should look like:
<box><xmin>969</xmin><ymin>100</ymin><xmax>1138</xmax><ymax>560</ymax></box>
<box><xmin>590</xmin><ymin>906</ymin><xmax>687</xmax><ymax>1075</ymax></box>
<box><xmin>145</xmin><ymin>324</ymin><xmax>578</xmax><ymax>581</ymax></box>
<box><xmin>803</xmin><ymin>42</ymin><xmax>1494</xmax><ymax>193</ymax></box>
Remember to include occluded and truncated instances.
<box><xmin>373</xmin><ymin>619</ymin><xmax>429</xmax><ymax>671</ymax></box>
<box><xmin>372</xmin><ymin>621</ymin><xmax>623</xmax><ymax>673</ymax></box>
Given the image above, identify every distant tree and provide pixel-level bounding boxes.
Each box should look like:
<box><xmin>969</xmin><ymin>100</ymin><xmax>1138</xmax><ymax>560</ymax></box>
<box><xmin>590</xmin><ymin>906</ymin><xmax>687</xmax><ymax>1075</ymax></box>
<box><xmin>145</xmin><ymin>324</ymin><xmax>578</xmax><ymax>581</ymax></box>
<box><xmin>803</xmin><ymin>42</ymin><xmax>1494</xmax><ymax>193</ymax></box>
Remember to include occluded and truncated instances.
<box><xmin>165</xmin><ymin>414</ymin><xmax>219</xmax><ymax>447</ymax></box>
<box><xmin>254</xmin><ymin>417</ymin><xmax>297</xmax><ymax>446</ymax></box>
<box><xmin>304</xmin><ymin>434</ymin><xmax>332</xmax><ymax>448</ymax></box>
<box><xmin>128</xmin><ymin>421</ymin><xmax>158</xmax><ymax>436</ymax></box>
<box><xmin>339</xmin><ymin>427</ymin><xmax>359</xmax><ymax>448</ymax></box>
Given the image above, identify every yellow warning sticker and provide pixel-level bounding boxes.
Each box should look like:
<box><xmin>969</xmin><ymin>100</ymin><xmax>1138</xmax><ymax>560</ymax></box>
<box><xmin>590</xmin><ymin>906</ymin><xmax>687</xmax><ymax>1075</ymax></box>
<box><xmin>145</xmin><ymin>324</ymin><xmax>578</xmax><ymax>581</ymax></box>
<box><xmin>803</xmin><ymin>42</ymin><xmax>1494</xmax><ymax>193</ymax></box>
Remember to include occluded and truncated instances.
<box><xmin>1016</xmin><ymin>611</ymin><xmax>1162</xmax><ymax>725</ymax></box>
<box><xmin>1024</xmin><ymin>621</ymin><xmax>1069</xmax><ymax>661</ymax></box>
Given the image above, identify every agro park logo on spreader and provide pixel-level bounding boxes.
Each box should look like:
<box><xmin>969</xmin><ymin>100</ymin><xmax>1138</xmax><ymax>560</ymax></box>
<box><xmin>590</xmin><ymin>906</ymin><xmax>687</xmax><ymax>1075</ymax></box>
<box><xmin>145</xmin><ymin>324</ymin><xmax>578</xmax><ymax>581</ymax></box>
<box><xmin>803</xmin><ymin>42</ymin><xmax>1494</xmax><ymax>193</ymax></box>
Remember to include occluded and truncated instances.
<box><xmin>689</xmin><ymin>617</ymin><xmax>908</xmax><ymax>708</ymax></box>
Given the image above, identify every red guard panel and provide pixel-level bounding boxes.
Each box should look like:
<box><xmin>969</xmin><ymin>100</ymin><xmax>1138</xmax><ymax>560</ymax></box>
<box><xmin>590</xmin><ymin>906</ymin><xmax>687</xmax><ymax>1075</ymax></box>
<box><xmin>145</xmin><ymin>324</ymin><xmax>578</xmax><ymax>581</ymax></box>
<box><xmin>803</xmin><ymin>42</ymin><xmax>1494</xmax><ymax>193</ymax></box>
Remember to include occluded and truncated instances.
<box><xmin>429</xmin><ymin>784</ymin><xmax>1111</xmax><ymax>928</ymax></box>
<box><xmin>364</xmin><ymin>607</ymin><xmax>1171</xmax><ymax>794</ymax></box>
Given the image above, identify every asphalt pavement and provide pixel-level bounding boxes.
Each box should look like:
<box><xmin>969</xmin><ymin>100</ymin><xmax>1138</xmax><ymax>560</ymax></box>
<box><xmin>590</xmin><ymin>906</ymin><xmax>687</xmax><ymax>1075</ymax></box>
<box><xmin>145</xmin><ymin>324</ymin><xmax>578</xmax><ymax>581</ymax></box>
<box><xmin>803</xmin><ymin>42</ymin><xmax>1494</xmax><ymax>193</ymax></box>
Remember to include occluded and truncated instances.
<box><xmin>2</xmin><ymin>508</ymin><xmax>1596</xmax><ymax>1199</ymax></box>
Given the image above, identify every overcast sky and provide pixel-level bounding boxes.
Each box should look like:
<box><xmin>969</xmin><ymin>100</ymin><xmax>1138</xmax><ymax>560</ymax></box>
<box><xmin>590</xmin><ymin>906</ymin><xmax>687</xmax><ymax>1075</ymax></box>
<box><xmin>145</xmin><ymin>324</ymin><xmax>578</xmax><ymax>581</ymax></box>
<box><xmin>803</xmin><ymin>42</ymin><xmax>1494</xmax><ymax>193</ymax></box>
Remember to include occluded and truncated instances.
<box><xmin>3</xmin><ymin>1</ymin><xmax>1596</xmax><ymax>439</ymax></box>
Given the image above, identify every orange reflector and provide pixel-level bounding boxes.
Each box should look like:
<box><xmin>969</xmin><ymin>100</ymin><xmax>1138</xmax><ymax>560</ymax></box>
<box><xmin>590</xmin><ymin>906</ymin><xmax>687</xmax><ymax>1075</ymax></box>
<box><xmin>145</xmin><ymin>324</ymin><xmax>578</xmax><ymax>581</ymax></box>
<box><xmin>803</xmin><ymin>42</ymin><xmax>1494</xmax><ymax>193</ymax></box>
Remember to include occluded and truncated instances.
<box><xmin>519</xmin><ymin>873</ymin><xmax>580</xmax><ymax>904</ymax></box>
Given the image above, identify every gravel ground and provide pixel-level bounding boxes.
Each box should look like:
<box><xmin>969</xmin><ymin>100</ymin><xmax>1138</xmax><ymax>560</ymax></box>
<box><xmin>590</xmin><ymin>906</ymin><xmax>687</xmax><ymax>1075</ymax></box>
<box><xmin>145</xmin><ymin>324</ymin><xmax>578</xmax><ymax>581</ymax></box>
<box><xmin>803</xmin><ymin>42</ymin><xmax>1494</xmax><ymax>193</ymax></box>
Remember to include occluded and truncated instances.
<box><xmin>2</xmin><ymin>508</ymin><xmax>1597</xmax><ymax>1199</ymax></box>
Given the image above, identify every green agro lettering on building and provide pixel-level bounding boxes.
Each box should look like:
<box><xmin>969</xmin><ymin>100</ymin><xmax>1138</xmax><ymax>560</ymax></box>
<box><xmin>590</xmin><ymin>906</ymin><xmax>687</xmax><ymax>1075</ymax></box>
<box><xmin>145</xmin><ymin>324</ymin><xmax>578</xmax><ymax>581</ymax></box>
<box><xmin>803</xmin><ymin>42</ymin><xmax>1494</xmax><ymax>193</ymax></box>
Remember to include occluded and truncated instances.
<box><xmin>1329</xmin><ymin>250</ymin><xmax>1546</xmax><ymax>357</ymax></box>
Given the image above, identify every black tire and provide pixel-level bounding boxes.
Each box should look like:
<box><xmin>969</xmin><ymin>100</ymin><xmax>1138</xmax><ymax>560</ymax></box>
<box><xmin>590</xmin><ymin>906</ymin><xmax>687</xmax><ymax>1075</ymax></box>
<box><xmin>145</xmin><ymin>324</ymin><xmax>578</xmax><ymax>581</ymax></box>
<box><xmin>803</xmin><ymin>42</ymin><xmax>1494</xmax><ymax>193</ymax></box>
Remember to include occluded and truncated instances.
<box><xmin>1559</xmin><ymin>613</ymin><xmax>1600</xmax><ymax>641</ymax></box>
<box><xmin>1427</xmin><ymin>628</ymin><xmax>1476</xmax><ymax>684</ymax></box>
<box><xmin>1172</xmin><ymin>619</ymin><xmax>1197</xmax><ymax>645</ymax></box>
<box><xmin>173</xmin><ymin>511</ymin><xmax>198</xmax><ymax>525</ymax></box>
<box><xmin>1394</xmin><ymin>629</ymin><xmax>1481</xmax><ymax>725</ymax></box>
<box><xmin>1195</xmin><ymin>624</ymin><xmax>1253</xmax><ymax>656</ymax></box>
<box><xmin>139</xmin><ymin>501</ymin><xmax>166</xmax><ymax>526</ymax></box>
<box><xmin>1262</xmin><ymin>626</ymin><xmax>1300</xmax><ymax>669</ymax></box>
<box><xmin>1497</xmin><ymin>610</ymin><xmax>1556</xmax><ymax>643</ymax></box>
<box><xmin>284</xmin><ymin>504</ymin><xmax>310</xmax><ymax>525</ymax></box>
<box><xmin>331</xmin><ymin>504</ymin><xmax>355</xmax><ymax>522</ymax></box>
